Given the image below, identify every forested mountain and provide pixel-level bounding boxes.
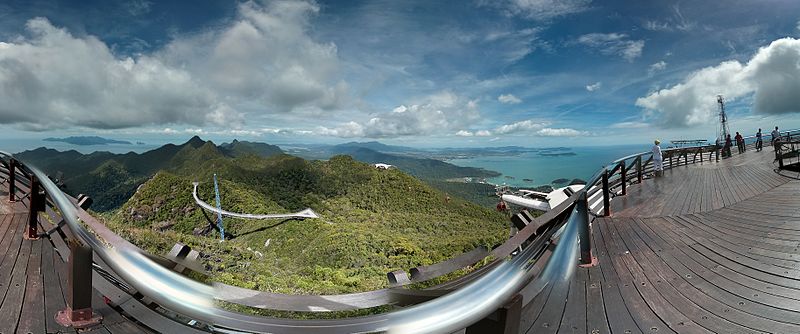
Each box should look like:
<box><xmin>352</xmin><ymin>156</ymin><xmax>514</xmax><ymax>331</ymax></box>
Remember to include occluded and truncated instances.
<box><xmin>16</xmin><ymin>137</ymin><xmax>499</xmax><ymax>210</ymax></box>
<box><xmin>102</xmin><ymin>142</ymin><xmax>508</xmax><ymax>294</ymax></box>
<box><xmin>15</xmin><ymin>136</ymin><xmax>284</xmax><ymax>210</ymax></box>
<box><xmin>17</xmin><ymin>136</ymin><xmax>508</xmax><ymax>294</ymax></box>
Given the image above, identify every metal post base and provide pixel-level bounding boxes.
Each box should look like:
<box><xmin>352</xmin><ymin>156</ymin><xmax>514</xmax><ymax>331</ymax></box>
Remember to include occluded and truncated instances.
<box><xmin>578</xmin><ymin>256</ymin><xmax>598</xmax><ymax>268</ymax></box>
<box><xmin>23</xmin><ymin>229</ymin><xmax>40</xmax><ymax>240</ymax></box>
<box><xmin>56</xmin><ymin>307</ymin><xmax>102</xmax><ymax>329</ymax></box>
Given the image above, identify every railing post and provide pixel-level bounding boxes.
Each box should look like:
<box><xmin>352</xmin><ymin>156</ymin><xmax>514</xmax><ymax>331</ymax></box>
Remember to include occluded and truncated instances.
<box><xmin>636</xmin><ymin>156</ymin><xmax>642</xmax><ymax>183</ymax></box>
<box><xmin>56</xmin><ymin>239</ymin><xmax>102</xmax><ymax>328</ymax></box>
<box><xmin>620</xmin><ymin>161</ymin><xmax>627</xmax><ymax>196</ymax></box>
<box><xmin>577</xmin><ymin>192</ymin><xmax>594</xmax><ymax>266</ymax></box>
<box><xmin>25</xmin><ymin>176</ymin><xmax>44</xmax><ymax>240</ymax></box>
<box><xmin>716</xmin><ymin>147</ymin><xmax>720</xmax><ymax>162</ymax></box>
<box><xmin>669</xmin><ymin>152</ymin><xmax>673</xmax><ymax>169</ymax></box>
<box><xmin>8</xmin><ymin>158</ymin><xmax>16</xmax><ymax>202</ymax></box>
<box><xmin>602</xmin><ymin>170</ymin><xmax>611</xmax><ymax>217</ymax></box>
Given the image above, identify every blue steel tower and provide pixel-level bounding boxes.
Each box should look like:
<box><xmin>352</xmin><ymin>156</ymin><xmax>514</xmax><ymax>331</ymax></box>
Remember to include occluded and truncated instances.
<box><xmin>213</xmin><ymin>173</ymin><xmax>225</xmax><ymax>241</ymax></box>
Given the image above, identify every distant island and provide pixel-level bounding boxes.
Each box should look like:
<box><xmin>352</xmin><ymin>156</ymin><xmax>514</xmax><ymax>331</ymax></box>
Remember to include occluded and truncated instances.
<box><xmin>43</xmin><ymin>136</ymin><xmax>132</xmax><ymax>146</ymax></box>
<box><xmin>540</xmin><ymin>152</ymin><xmax>577</xmax><ymax>157</ymax></box>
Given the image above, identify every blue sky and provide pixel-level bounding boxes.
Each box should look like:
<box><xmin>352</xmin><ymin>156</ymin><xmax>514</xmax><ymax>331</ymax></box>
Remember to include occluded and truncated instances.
<box><xmin>1</xmin><ymin>0</ymin><xmax>799</xmax><ymax>147</ymax></box>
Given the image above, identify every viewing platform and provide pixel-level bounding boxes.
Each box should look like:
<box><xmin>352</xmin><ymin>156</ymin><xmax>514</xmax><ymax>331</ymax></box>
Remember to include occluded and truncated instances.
<box><xmin>0</xmin><ymin>138</ymin><xmax>797</xmax><ymax>333</ymax></box>
<box><xmin>0</xmin><ymin>188</ymin><xmax>150</xmax><ymax>333</ymax></box>
<box><xmin>522</xmin><ymin>149</ymin><xmax>800</xmax><ymax>333</ymax></box>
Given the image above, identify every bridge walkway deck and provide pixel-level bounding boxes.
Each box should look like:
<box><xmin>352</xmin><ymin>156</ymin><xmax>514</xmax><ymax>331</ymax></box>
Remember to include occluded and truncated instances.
<box><xmin>522</xmin><ymin>149</ymin><xmax>800</xmax><ymax>334</ymax></box>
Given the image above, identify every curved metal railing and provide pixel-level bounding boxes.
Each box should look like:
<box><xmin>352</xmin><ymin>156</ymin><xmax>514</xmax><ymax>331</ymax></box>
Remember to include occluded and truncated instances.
<box><xmin>0</xmin><ymin>151</ymin><xmax>571</xmax><ymax>333</ymax></box>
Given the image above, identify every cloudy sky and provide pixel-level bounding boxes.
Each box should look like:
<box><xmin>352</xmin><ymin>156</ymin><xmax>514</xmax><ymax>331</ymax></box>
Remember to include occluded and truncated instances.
<box><xmin>1</xmin><ymin>0</ymin><xmax>800</xmax><ymax>147</ymax></box>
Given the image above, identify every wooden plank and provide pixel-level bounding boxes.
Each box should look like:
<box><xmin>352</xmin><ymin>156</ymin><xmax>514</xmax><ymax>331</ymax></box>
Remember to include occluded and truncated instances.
<box><xmin>0</xmin><ymin>236</ymin><xmax>32</xmax><ymax>334</ymax></box>
<box><xmin>617</xmin><ymin>217</ymin><xmax>799</xmax><ymax>333</ymax></box>
<box><xmin>91</xmin><ymin>291</ymin><xmax>129</xmax><ymax>327</ymax></box>
<box><xmin>557</xmin><ymin>280</ymin><xmax>587</xmax><ymax>334</ymax></box>
<box><xmin>105</xmin><ymin>321</ymin><xmax>153</xmax><ymax>334</ymax></box>
<box><xmin>0</xmin><ymin>214</ymin><xmax>26</xmax><ymax>305</ymax></box>
<box><xmin>520</xmin><ymin>282</ymin><xmax>554</xmax><ymax>333</ymax></box>
<box><xmin>590</xmin><ymin>220</ymin><xmax>643</xmax><ymax>334</ymax></box>
<box><xmin>41</xmin><ymin>239</ymin><xmax>75</xmax><ymax>334</ymax></box>
<box><xmin>641</xmin><ymin>216</ymin><xmax>800</xmax><ymax>301</ymax></box>
<box><xmin>595</xmin><ymin>218</ymin><xmax>675</xmax><ymax>333</ymax></box>
<box><xmin>531</xmin><ymin>275</ymin><xmax>571</xmax><ymax>333</ymax></box>
<box><xmin>631</xmin><ymin>218</ymin><xmax>800</xmax><ymax>327</ymax></box>
<box><xmin>82</xmin><ymin>326</ymin><xmax>112</xmax><ymax>334</ymax></box>
<box><xmin>601</xmin><ymin>281</ymin><xmax>642</xmax><ymax>334</ymax></box>
<box><xmin>585</xmin><ymin>281</ymin><xmax>610</xmax><ymax>334</ymax></box>
<box><xmin>600</xmin><ymin>219</ymin><xmax>705</xmax><ymax>333</ymax></box>
<box><xmin>17</xmin><ymin>239</ymin><xmax>46</xmax><ymax>334</ymax></box>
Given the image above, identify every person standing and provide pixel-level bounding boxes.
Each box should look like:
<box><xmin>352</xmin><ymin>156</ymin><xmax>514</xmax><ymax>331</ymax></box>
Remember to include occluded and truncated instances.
<box><xmin>724</xmin><ymin>134</ymin><xmax>733</xmax><ymax>158</ymax></box>
<box><xmin>771</xmin><ymin>126</ymin><xmax>781</xmax><ymax>151</ymax></box>
<box><xmin>735</xmin><ymin>132</ymin><xmax>744</xmax><ymax>154</ymax></box>
<box><xmin>755</xmin><ymin>129</ymin><xmax>763</xmax><ymax>152</ymax></box>
<box><xmin>652</xmin><ymin>139</ymin><xmax>663</xmax><ymax>176</ymax></box>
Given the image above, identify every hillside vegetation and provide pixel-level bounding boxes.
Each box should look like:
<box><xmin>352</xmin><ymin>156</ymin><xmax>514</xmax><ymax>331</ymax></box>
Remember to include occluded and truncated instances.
<box><xmin>97</xmin><ymin>140</ymin><xmax>508</xmax><ymax>294</ymax></box>
<box><xmin>16</xmin><ymin>137</ymin><xmax>284</xmax><ymax>211</ymax></box>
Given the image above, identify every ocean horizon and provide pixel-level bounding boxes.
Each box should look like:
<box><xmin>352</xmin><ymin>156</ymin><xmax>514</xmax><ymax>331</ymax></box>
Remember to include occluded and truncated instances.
<box><xmin>2</xmin><ymin>137</ymin><xmax>656</xmax><ymax>189</ymax></box>
<box><xmin>445</xmin><ymin>143</ymin><xmax>651</xmax><ymax>188</ymax></box>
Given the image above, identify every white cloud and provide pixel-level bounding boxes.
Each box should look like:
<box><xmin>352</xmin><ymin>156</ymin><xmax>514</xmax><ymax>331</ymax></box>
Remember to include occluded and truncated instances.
<box><xmin>318</xmin><ymin>91</ymin><xmax>480</xmax><ymax>138</ymax></box>
<box><xmin>611</xmin><ymin>121</ymin><xmax>649</xmax><ymax>129</ymax></box>
<box><xmin>636</xmin><ymin>38</ymin><xmax>800</xmax><ymax>127</ymax></box>
<box><xmin>0</xmin><ymin>18</ymin><xmax>240</xmax><ymax>130</ymax></box>
<box><xmin>160</xmin><ymin>1</ymin><xmax>347</xmax><ymax>112</ymax></box>
<box><xmin>642</xmin><ymin>4</ymin><xmax>696</xmax><ymax>32</ymax></box>
<box><xmin>494</xmin><ymin>120</ymin><xmax>548</xmax><ymax>134</ymax></box>
<box><xmin>577</xmin><ymin>33</ymin><xmax>644</xmax><ymax>62</ymax></box>
<box><xmin>643</xmin><ymin>21</ymin><xmax>672</xmax><ymax>32</ymax></box>
<box><xmin>486</xmin><ymin>0</ymin><xmax>592</xmax><ymax>21</ymax></box>
<box><xmin>452</xmin><ymin>120</ymin><xmax>584</xmax><ymax>138</ymax></box>
<box><xmin>648</xmin><ymin>61</ymin><xmax>667</xmax><ymax>75</ymax></box>
<box><xmin>536</xmin><ymin>128</ymin><xmax>586</xmax><ymax>137</ymax></box>
<box><xmin>0</xmin><ymin>1</ymin><xmax>353</xmax><ymax>131</ymax></box>
<box><xmin>585</xmin><ymin>82</ymin><xmax>602</xmax><ymax>92</ymax></box>
<box><xmin>498</xmin><ymin>93</ymin><xmax>522</xmax><ymax>104</ymax></box>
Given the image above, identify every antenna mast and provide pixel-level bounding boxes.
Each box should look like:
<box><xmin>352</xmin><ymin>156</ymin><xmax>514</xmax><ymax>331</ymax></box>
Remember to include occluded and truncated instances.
<box><xmin>717</xmin><ymin>95</ymin><xmax>730</xmax><ymax>142</ymax></box>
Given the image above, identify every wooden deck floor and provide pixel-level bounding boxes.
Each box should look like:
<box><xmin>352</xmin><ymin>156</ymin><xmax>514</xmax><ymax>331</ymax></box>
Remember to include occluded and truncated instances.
<box><xmin>522</xmin><ymin>150</ymin><xmax>800</xmax><ymax>333</ymax></box>
<box><xmin>0</xmin><ymin>188</ymin><xmax>150</xmax><ymax>333</ymax></box>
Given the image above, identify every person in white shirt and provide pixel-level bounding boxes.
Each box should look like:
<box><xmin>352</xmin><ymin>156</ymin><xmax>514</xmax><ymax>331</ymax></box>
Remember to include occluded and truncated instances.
<box><xmin>652</xmin><ymin>139</ymin><xmax>663</xmax><ymax>176</ymax></box>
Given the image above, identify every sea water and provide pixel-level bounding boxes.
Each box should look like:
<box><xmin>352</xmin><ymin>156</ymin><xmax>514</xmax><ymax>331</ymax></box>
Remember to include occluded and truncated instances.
<box><xmin>445</xmin><ymin>144</ymin><xmax>651</xmax><ymax>188</ymax></box>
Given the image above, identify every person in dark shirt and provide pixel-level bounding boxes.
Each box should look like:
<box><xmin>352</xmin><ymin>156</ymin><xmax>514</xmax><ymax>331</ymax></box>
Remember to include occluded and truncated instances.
<box><xmin>735</xmin><ymin>132</ymin><xmax>744</xmax><ymax>154</ymax></box>
<box><xmin>724</xmin><ymin>134</ymin><xmax>733</xmax><ymax>158</ymax></box>
<box><xmin>755</xmin><ymin>129</ymin><xmax>763</xmax><ymax>152</ymax></box>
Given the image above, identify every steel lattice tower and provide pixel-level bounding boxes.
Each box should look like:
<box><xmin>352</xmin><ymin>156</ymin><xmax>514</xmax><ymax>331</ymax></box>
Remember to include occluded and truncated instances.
<box><xmin>717</xmin><ymin>95</ymin><xmax>730</xmax><ymax>143</ymax></box>
<box><xmin>213</xmin><ymin>173</ymin><xmax>225</xmax><ymax>241</ymax></box>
